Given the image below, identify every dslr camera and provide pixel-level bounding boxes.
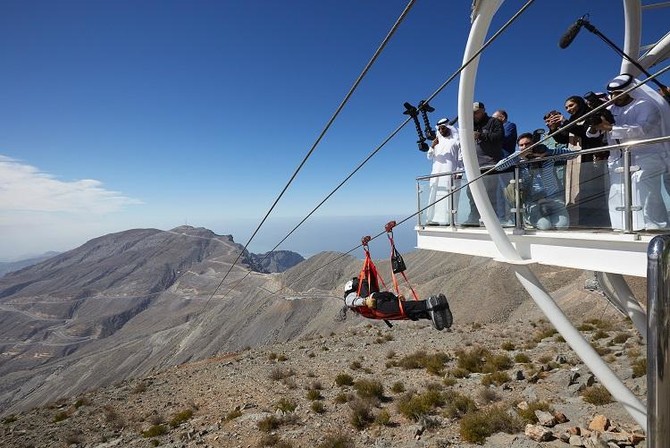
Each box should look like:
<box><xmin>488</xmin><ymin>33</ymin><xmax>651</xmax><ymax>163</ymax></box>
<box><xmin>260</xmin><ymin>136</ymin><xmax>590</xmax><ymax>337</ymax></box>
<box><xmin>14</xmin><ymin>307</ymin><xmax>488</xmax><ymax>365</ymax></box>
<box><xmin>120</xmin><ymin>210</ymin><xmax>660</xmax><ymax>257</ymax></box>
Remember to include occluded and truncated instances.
<box><xmin>583</xmin><ymin>91</ymin><xmax>616</xmax><ymax>126</ymax></box>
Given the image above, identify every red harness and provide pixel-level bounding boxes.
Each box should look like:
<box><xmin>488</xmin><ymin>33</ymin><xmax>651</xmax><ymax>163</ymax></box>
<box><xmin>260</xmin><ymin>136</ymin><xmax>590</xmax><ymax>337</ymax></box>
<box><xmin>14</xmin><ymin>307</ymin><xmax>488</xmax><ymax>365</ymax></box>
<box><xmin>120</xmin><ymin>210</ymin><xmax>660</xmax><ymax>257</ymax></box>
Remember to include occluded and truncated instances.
<box><xmin>351</xmin><ymin>222</ymin><xmax>419</xmax><ymax>321</ymax></box>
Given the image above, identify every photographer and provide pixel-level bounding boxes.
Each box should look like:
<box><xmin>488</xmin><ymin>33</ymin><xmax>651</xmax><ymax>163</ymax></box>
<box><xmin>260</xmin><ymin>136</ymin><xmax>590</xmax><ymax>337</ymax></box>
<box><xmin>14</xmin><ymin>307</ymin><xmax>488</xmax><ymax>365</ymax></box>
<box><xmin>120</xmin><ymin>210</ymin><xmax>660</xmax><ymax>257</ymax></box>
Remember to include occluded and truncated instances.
<box><xmin>552</xmin><ymin>95</ymin><xmax>610</xmax><ymax>228</ymax></box>
<box><xmin>589</xmin><ymin>74</ymin><xmax>670</xmax><ymax>231</ymax></box>
<box><xmin>494</xmin><ymin>133</ymin><xmax>577</xmax><ymax>230</ymax></box>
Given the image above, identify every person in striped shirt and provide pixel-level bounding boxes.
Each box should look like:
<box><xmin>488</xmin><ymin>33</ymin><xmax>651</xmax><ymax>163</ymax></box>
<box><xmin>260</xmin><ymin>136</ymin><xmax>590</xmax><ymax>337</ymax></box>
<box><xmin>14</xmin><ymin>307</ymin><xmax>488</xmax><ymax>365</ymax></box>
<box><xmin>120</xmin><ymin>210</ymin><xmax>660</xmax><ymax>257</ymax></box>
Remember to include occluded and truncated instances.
<box><xmin>495</xmin><ymin>133</ymin><xmax>577</xmax><ymax>230</ymax></box>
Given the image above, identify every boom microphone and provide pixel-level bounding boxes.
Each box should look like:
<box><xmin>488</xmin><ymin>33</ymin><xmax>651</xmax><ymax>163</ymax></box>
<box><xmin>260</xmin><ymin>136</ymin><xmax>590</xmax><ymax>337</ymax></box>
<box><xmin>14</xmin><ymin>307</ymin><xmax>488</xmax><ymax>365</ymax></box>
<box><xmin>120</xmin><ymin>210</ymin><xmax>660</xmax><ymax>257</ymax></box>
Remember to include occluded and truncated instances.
<box><xmin>558</xmin><ymin>18</ymin><xmax>584</xmax><ymax>49</ymax></box>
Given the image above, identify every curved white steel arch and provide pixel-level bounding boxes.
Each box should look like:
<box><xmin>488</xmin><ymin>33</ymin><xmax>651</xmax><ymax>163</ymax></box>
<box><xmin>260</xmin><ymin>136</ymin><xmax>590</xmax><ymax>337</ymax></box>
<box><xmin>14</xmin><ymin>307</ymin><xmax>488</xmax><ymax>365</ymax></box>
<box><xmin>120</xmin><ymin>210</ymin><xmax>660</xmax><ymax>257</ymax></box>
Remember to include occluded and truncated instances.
<box><xmin>457</xmin><ymin>0</ymin><xmax>647</xmax><ymax>427</ymax></box>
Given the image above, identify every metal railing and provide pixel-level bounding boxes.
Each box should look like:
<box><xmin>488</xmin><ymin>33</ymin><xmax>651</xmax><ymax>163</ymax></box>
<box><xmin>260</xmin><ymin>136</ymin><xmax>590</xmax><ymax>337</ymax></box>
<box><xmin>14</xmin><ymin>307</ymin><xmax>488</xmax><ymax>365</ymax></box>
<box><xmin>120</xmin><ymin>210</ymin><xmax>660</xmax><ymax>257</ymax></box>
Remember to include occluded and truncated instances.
<box><xmin>647</xmin><ymin>235</ymin><xmax>670</xmax><ymax>446</ymax></box>
<box><xmin>416</xmin><ymin>135</ymin><xmax>670</xmax><ymax>234</ymax></box>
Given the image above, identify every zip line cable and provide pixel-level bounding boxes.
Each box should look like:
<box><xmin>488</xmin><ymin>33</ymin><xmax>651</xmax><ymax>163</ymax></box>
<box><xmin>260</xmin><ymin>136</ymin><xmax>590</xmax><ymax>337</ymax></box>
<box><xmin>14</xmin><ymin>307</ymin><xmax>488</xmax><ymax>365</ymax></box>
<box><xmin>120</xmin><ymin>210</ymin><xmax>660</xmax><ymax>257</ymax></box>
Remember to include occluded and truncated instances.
<box><xmin>216</xmin><ymin>1</ymin><xmax>538</xmax><ymax>300</ymax></box>
<box><xmin>254</xmin><ymin>64</ymin><xmax>670</xmax><ymax>302</ymax></box>
<box><xmin>195</xmin><ymin>1</ymin><xmax>538</xmax><ymax>307</ymax></box>
<box><xmin>199</xmin><ymin>0</ymin><xmax>417</xmax><ymax>309</ymax></box>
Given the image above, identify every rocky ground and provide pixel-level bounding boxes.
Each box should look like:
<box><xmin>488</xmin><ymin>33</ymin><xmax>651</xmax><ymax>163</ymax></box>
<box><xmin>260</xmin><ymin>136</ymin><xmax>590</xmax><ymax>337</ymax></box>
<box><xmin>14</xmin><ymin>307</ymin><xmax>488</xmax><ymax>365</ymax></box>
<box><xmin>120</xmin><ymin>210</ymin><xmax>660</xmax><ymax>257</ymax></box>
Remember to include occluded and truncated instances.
<box><xmin>0</xmin><ymin>306</ymin><xmax>647</xmax><ymax>448</ymax></box>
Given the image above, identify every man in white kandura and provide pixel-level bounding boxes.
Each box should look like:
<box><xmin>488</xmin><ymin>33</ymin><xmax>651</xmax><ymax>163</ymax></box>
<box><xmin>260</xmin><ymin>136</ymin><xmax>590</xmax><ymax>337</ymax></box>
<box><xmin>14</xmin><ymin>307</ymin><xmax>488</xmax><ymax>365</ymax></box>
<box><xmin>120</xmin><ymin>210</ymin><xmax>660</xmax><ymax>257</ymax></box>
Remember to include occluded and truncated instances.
<box><xmin>589</xmin><ymin>74</ymin><xmax>670</xmax><ymax>230</ymax></box>
<box><xmin>426</xmin><ymin>118</ymin><xmax>462</xmax><ymax>226</ymax></box>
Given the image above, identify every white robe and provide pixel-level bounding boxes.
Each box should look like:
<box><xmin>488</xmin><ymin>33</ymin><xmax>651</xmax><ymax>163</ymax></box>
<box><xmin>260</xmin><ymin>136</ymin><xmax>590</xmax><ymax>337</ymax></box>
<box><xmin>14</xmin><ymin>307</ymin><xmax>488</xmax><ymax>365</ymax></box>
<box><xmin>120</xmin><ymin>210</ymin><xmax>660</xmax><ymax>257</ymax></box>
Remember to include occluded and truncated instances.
<box><xmin>426</xmin><ymin>125</ymin><xmax>462</xmax><ymax>224</ymax></box>
<box><xmin>604</xmin><ymin>84</ymin><xmax>670</xmax><ymax>230</ymax></box>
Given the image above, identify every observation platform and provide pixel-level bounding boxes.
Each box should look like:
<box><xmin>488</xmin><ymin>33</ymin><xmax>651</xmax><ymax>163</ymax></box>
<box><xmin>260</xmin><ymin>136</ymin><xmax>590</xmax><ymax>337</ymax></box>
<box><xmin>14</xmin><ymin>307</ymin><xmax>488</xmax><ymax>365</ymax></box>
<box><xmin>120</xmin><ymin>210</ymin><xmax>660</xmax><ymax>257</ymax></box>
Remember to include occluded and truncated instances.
<box><xmin>415</xmin><ymin>225</ymin><xmax>653</xmax><ymax>277</ymax></box>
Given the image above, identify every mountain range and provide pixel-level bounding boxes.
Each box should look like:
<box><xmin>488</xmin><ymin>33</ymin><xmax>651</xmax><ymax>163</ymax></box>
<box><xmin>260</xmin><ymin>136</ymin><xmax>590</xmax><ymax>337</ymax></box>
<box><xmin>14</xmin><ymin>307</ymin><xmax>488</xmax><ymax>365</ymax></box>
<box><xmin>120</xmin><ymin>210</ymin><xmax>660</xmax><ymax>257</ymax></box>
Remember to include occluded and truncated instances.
<box><xmin>0</xmin><ymin>225</ymin><xmax>643</xmax><ymax>418</ymax></box>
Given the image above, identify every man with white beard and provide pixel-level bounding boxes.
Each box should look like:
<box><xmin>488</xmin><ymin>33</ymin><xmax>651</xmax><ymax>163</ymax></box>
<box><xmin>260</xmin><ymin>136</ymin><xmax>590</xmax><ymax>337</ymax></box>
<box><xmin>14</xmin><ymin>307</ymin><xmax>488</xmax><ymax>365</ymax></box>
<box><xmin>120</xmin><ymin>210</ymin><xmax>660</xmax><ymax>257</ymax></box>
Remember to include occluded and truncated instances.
<box><xmin>589</xmin><ymin>74</ymin><xmax>670</xmax><ymax>230</ymax></box>
<box><xmin>425</xmin><ymin>118</ymin><xmax>462</xmax><ymax>226</ymax></box>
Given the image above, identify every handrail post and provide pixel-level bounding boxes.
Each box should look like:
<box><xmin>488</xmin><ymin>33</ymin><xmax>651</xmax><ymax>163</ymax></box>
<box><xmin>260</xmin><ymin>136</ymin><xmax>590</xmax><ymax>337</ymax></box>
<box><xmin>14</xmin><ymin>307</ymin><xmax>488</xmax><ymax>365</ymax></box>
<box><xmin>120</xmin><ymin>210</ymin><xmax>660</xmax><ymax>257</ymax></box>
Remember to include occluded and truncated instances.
<box><xmin>623</xmin><ymin>147</ymin><xmax>635</xmax><ymax>233</ymax></box>
<box><xmin>647</xmin><ymin>235</ymin><xmax>670</xmax><ymax>446</ymax></box>
<box><xmin>512</xmin><ymin>165</ymin><xmax>524</xmax><ymax>234</ymax></box>
<box><xmin>416</xmin><ymin>179</ymin><xmax>422</xmax><ymax>226</ymax></box>
<box><xmin>448</xmin><ymin>173</ymin><xmax>456</xmax><ymax>227</ymax></box>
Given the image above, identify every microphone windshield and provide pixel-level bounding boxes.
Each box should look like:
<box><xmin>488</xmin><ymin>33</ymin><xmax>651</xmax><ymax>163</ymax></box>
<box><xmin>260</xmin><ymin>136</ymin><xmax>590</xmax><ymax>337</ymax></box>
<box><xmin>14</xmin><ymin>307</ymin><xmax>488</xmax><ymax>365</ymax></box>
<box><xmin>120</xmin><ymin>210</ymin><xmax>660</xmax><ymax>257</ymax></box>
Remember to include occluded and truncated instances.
<box><xmin>559</xmin><ymin>20</ymin><xmax>583</xmax><ymax>49</ymax></box>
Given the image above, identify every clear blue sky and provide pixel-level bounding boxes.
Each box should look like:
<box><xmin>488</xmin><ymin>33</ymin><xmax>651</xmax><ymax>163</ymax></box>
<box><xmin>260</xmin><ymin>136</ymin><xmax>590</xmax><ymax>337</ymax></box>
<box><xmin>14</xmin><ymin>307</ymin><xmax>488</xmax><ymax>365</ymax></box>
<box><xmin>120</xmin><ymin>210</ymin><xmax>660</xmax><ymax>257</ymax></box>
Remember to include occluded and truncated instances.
<box><xmin>1</xmin><ymin>0</ymin><xmax>669</xmax><ymax>260</ymax></box>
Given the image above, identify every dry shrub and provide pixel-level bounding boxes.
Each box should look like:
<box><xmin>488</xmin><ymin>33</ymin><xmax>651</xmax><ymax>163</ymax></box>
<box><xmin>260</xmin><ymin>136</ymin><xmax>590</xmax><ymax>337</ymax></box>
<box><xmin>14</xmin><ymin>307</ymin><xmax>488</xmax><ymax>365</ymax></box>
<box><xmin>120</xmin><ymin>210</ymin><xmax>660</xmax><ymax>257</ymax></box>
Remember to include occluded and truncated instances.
<box><xmin>443</xmin><ymin>390</ymin><xmax>477</xmax><ymax>418</ymax></box>
<box><xmin>516</xmin><ymin>400</ymin><xmax>553</xmax><ymax>424</ymax></box>
<box><xmin>459</xmin><ymin>405</ymin><xmax>523</xmax><ymax>444</ymax></box>
<box><xmin>632</xmin><ymin>357</ymin><xmax>647</xmax><ymax>378</ymax></box>
<box><xmin>353</xmin><ymin>379</ymin><xmax>384</xmax><ymax>401</ymax></box>
<box><xmin>581</xmin><ymin>385</ymin><xmax>613</xmax><ymax>405</ymax></box>
<box><xmin>349</xmin><ymin>399</ymin><xmax>374</xmax><ymax>430</ymax></box>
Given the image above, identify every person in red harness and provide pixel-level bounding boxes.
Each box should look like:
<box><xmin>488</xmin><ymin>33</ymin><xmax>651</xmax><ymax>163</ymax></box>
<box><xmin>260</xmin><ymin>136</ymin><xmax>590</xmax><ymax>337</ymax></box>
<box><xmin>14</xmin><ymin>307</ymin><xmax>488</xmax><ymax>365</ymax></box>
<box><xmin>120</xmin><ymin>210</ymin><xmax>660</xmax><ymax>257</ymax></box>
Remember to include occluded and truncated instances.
<box><xmin>343</xmin><ymin>277</ymin><xmax>453</xmax><ymax>331</ymax></box>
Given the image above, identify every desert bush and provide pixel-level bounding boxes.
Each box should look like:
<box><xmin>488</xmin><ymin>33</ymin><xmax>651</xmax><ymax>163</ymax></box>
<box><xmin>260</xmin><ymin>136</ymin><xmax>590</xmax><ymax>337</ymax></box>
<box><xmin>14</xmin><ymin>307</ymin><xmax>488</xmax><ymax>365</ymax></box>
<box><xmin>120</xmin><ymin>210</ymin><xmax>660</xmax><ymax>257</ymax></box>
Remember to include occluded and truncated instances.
<box><xmin>53</xmin><ymin>411</ymin><xmax>69</xmax><ymax>423</ymax></box>
<box><xmin>311</xmin><ymin>401</ymin><xmax>326</xmax><ymax>414</ymax></box>
<box><xmin>375</xmin><ymin>408</ymin><xmax>392</xmax><ymax>426</ymax></box>
<box><xmin>395</xmin><ymin>350</ymin><xmax>450</xmax><ymax>375</ymax></box>
<box><xmin>501</xmin><ymin>341</ymin><xmax>515</xmax><ymax>351</ymax></box>
<box><xmin>169</xmin><ymin>409</ymin><xmax>193</xmax><ymax>428</ymax></box>
<box><xmin>516</xmin><ymin>400</ymin><xmax>553</xmax><ymax>424</ymax></box>
<box><xmin>443</xmin><ymin>376</ymin><xmax>457</xmax><ymax>387</ymax></box>
<box><xmin>74</xmin><ymin>397</ymin><xmax>91</xmax><ymax>408</ymax></box>
<box><xmin>335</xmin><ymin>373</ymin><xmax>354</xmax><ymax>387</ymax></box>
<box><xmin>481</xmin><ymin>371</ymin><xmax>510</xmax><ymax>387</ymax></box>
<box><xmin>449</xmin><ymin>367</ymin><xmax>470</xmax><ymax>378</ymax></box>
<box><xmin>103</xmin><ymin>405</ymin><xmax>125</xmax><ymax>429</ymax></box>
<box><xmin>477</xmin><ymin>387</ymin><xmax>500</xmax><ymax>404</ymax></box>
<box><xmin>533</xmin><ymin>326</ymin><xmax>558</xmax><ymax>342</ymax></box>
<box><xmin>455</xmin><ymin>346</ymin><xmax>490</xmax><ymax>373</ymax></box>
<box><xmin>334</xmin><ymin>393</ymin><xmax>351</xmax><ymax>404</ymax></box>
<box><xmin>578</xmin><ymin>323</ymin><xmax>595</xmax><ymax>331</ymax></box>
<box><xmin>396</xmin><ymin>389</ymin><xmax>444</xmax><ymax>421</ymax></box>
<box><xmin>353</xmin><ymin>379</ymin><xmax>384</xmax><ymax>400</ymax></box>
<box><xmin>258</xmin><ymin>415</ymin><xmax>282</xmax><ymax>432</ymax></box>
<box><xmin>269</xmin><ymin>367</ymin><xmax>295</xmax><ymax>381</ymax></box>
<box><xmin>349</xmin><ymin>360</ymin><xmax>362</xmax><ymax>370</ymax></box>
<box><xmin>593</xmin><ymin>329</ymin><xmax>609</xmax><ymax>340</ymax></box>
<box><xmin>306</xmin><ymin>389</ymin><xmax>322</xmax><ymax>401</ymax></box>
<box><xmin>277</xmin><ymin>354</ymin><xmax>288</xmax><ymax>362</ymax></box>
<box><xmin>483</xmin><ymin>354</ymin><xmax>513</xmax><ymax>373</ymax></box>
<box><xmin>390</xmin><ymin>381</ymin><xmax>405</xmax><ymax>393</ymax></box>
<box><xmin>514</xmin><ymin>353</ymin><xmax>531</xmax><ymax>363</ymax></box>
<box><xmin>225</xmin><ymin>408</ymin><xmax>242</xmax><ymax>421</ymax></box>
<box><xmin>632</xmin><ymin>357</ymin><xmax>647</xmax><ymax>378</ymax></box>
<box><xmin>141</xmin><ymin>424</ymin><xmax>167</xmax><ymax>438</ymax></box>
<box><xmin>268</xmin><ymin>352</ymin><xmax>278</xmax><ymax>361</ymax></box>
<box><xmin>2</xmin><ymin>414</ymin><xmax>17</xmax><ymax>424</ymax></box>
<box><xmin>581</xmin><ymin>385</ymin><xmax>613</xmax><ymax>405</ymax></box>
<box><xmin>612</xmin><ymin>332</ymin><xmax>630</xmax><ymax>344</ymax></box>
<box><xmin>258</xmin><ymin>433</ymin><xmax>294</xmax><ymax>447</ymax></box>
<box><xmin>349</xmin><ymin>399</ymin><xmax>374</xmax><ymax>430</ymax></box>
<box><xmin>459</xmin><ymin>405</ymin><xmax>524</xmax><ymax>444</ymax></box>
<box><xmin>442</xmin><ymin>390</ymin><xmax>477</xmax><ymax>418</ymax></box>
<box><xmin>586</xmin><ymin>318</ymin><xmax>613</xmax><ymax>331</ymax></box>
<box><xmin>308</xmin><ymin>380</ymin><xmax>323</xmax><ymax>390</ymax></box>
<box><xmin>316</xmin><ymin>433</ymin><xmax>355</xmax><ymax>448</ymax></box>
<box><xmin>275</xmin><ymin>398</ymin><xmax>297</xmax><ymax>413</ymax></box>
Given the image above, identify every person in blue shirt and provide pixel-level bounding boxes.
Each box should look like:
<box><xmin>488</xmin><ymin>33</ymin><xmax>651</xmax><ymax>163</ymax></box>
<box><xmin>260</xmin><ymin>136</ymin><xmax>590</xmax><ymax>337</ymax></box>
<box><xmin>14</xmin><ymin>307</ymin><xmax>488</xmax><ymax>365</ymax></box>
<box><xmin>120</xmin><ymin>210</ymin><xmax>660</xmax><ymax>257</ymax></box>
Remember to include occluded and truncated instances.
<box><xmin>492</xmin><ymin>109</ymin><xmax>518</xmax><ymax>225</ymax></box>
<box><xmin>495</xmin><ymin>133</ymin><xmax>577</xmax><ymax>230</ymax></box>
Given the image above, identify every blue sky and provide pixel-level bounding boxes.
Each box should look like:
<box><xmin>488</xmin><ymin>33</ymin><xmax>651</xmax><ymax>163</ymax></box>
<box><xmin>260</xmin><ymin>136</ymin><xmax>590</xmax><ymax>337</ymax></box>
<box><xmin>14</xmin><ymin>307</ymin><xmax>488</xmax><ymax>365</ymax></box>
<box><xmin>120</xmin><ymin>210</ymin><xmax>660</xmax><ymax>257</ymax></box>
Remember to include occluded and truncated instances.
<box><xmin>1</xmin><ymin>0</ymin><xmax>669</xmax><ymax>261</ymax></box>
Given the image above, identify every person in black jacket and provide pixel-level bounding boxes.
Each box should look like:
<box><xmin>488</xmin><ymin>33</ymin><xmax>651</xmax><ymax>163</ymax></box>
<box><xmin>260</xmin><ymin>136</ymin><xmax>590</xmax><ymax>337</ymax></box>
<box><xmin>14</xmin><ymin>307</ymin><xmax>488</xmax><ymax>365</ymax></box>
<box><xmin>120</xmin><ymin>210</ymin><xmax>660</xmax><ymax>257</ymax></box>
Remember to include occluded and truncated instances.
<box><xmin>551</xmin><ymin>95</ymin><xmax>610</xmax><ymax>228</ymax></box>
<box><xmin>463</xmin><ymin>102</ymin><xmax>505</xmax><ymax>226</ymax></box>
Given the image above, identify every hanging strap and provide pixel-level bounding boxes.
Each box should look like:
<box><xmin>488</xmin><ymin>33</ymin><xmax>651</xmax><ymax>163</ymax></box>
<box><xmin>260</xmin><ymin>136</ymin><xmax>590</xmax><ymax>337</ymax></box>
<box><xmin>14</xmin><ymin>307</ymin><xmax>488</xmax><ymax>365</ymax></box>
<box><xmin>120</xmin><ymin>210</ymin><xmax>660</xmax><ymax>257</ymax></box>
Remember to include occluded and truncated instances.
<box><xmin>385</xmin><ymin>221</ymin><xmax>419</xmax><ymax>302</ymax></box>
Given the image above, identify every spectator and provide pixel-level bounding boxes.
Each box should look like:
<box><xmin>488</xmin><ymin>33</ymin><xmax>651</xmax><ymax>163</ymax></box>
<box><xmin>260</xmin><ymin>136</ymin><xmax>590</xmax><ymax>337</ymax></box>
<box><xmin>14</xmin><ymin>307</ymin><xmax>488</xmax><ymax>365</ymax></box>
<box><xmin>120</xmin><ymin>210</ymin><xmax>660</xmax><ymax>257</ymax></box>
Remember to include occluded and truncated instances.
<box><xmin>589</xmin><ymin>74</ymin><xmax>670</xmax><ymax>230</ymax></box>
<box><xmin>553</xmin><ymin>95</ymin><xmax>610</xmax><ymax>228</ymax></box>
<box><xmin>463</xmin><ymin>101</ymin><xmax>504</xmax><ymax>226</ymax></box>
<box><xmin>495</xmin><ymin>133</ymin><xmax>576</xmax><ymax>230</ymax></box>
<box><xmin>492</xmin><ymin>109</ymin><xmax>518</xmax><ymax>226</ymax></box>
<box><xmin>426</xmin><ymin>118</ymin><xmax>462</xmax><ymax>225</ymax></box>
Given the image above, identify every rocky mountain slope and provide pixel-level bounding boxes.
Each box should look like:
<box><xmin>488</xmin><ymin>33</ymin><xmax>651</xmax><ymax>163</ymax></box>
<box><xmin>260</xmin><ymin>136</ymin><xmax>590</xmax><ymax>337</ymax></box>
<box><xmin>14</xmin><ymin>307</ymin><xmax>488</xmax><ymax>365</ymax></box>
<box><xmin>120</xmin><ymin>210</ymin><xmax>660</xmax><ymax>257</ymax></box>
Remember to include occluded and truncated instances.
<box><xmin>0</xmin><ymin>226</ymin><xmax>306</xmax><ymax>414</ymax></box>
<box><xmin>0</xmin><ymin>308</ymin><xmax>646</xmax><ymax>448</ymax></box>
<box><xmin>0</xmin><ymin>225</ymin><xmax>649</xmax><ymax>447</ymax></box>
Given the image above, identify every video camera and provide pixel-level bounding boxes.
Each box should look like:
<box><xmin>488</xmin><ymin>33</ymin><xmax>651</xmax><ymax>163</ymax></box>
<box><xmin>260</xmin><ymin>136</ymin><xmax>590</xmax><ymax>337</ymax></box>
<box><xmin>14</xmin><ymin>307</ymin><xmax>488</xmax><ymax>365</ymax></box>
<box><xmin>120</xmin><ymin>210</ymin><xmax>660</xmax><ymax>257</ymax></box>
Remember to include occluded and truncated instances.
<box><xmin>583</xmin><ymin>91</ymin><xmax>616</xmax><ymax>126</ymax></box>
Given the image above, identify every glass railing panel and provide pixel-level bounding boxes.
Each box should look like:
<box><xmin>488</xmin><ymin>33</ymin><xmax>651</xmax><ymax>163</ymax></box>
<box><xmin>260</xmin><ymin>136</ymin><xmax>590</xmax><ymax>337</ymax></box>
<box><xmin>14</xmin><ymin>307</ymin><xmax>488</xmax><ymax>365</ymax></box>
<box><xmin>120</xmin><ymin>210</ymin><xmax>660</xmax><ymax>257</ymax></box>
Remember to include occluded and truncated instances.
<box><xmin>417</xmin><ymin>172</ymin><xmax>462</xmax><ymax>227</ymax></box>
